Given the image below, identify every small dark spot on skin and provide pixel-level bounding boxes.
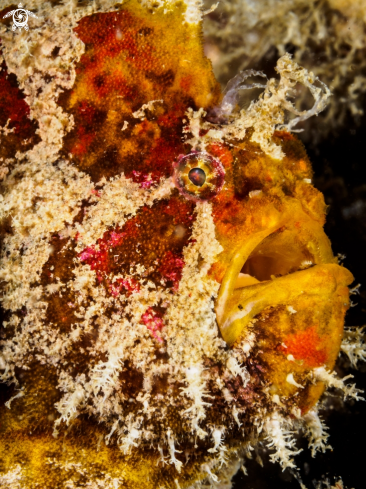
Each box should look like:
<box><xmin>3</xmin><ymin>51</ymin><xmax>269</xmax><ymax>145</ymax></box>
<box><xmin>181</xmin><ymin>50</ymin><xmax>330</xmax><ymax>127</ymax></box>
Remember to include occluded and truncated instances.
<box><xmin>188</xmin><ymin>168</ymin><xmax>206</xmax><ymax>187</ymax></box>
<box><xmin>238</xmin><ymin>304</ymin><xmax>243</xmax><ymax>310</ymax></box>
<box><xmin>138</xmin><ymin>27</ymin><xmax>153</xmax><ymax>36</ymax></box>
<box><xmin>93</xmin><ymin>74</ymin><xmax>105</xmax><ymax>88</ymax></box>
<box><xmin>51</xmin><ymin>46</ymin><xmax>61</xmax><ymax>58</ymax></box>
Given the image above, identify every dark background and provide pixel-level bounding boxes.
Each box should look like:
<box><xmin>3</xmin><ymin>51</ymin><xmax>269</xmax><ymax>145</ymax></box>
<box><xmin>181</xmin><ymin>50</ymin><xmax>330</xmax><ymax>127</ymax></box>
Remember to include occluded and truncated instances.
<box><xmin>232</xmin><ymin>112</ymin><xmax>366</xmax><ymax>489</ymax></box>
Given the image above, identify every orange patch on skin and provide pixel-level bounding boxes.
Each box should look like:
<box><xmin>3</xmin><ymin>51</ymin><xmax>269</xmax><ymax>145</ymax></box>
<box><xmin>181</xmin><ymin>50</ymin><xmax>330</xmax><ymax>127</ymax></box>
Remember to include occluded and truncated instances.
<box><xmin>208</xmin><ymin>261</ymin><xmax>227</xmax><ymax>283</ymax></box>
<box><xmin>207</xmin><ymin>143</ymin><xmax>233</xmax><ymax>169</ymax></box>
<box><xmin>282</xmin><ymin>326</ymin><xmax>328</xmax><ymax>368</ymax></box>
<box><xmin>180</xmin><ymin>74</ymin><xmax>193</xmax><ymax>91</ymax></box>
<box><xmin>297</xmin><ymin>159</ymin><xmax>308</xmax><ymax>171</ymax></box>
<box><xmin>265</xmin><ymin>173</ymin><xmax>273</xmax><ymax>182</ymax></box>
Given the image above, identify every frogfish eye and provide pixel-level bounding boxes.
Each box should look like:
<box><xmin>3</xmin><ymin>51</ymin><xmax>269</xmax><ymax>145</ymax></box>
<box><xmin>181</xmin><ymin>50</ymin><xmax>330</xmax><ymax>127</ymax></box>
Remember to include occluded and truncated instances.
<box><xmin>173</xmin><ymin>152</ymin><xmax>225</xmax><ymax>201</ymax></box>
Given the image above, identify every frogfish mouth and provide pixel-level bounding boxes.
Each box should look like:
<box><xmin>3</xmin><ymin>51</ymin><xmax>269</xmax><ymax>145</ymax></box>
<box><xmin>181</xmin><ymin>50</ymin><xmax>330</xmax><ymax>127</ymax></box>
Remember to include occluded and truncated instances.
<box><xmin>213</xmin><ymin>195</ymin><xmax>353</xmax><ymax>405</ymax></box>
<box><xmin>0</xmin><ymin>0</ymin><xmax>357</xmax><ymax>488</ymax></box>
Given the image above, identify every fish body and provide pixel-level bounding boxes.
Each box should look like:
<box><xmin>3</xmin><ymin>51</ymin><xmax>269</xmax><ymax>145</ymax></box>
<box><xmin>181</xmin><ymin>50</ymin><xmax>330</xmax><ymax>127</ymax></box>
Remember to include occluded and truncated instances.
<box><xmin>0</xmin><ymin>1</ymin><xmax>355</xmax><ymax>487</ymax></box>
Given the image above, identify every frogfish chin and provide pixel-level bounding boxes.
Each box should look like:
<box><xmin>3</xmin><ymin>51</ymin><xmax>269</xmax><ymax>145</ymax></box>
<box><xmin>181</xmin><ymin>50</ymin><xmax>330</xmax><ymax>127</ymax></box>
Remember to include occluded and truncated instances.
<box><xmin>0</xmin><ymin>1</ymin><xmax>360</xmax><ymax>488</ymax></box>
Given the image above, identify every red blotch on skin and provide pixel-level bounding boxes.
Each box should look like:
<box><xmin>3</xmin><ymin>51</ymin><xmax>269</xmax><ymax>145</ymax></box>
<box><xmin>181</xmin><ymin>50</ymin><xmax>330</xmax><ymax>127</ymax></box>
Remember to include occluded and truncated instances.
<box><xmin>128</xmin><ymin>133</ymin><xmax>184</xmax><ymax>187</ymax></box>
<box><xmin>78</xmin><ymin>199</ymin><xmax>191</xmax><ymax>294</ymax></box>
<box><xmin>79</xmin><ymin>229</ymin><xmax>126</xmax><ymax>278</ymax></box>
<box><xmin>79</xmin><ymin>246</ymin><xmax>109</xmax><ymax>277</ymax></box>
<box><xmin>157</xmin><ymin>103</ymin><xmax>186</xmax><ymax>129</ymax></box>
<box><xmin>108</xmin><ymin>277</ymin><xmax>140</xmax><ymax>297</ymax></box>
<box><xmin>160</xmin><ymin>196</ymin><xmax>195</xmax><ymax>226</ymax></box>
<box><xmin>265</xmin><ymin>173</ymin><xmax>273</xmax><ymax>182</ymax></box>
<box><xmin>141</xmin><ymin>307</ymin><xmax>165</xmax><ymax>342</ymax></box>
<box><xmin>78</xmin><ymin>101</ymin><xmax>97</xmax><ymax>125</ymax></box>
<box><xmin>159</xmin><ymin>250</ymin><xmax>184</xmax><ymax>291</ymax></box>
<box><xmin>131</xmin><ymin>171</ymin><xmax>155</xmax><ymax>189</ymax></box>
<box><xmin>281</xmin><ymin>326</ymin><xmax>328</xmax><ymax>368</ymax></box>
<box><xmin>0</xmin><ymin>47</ymin><xmax>38</xmax><ymax>140</ymax></box>
<box><xmin>72</xmin><ymin>126</ymin><xmax>96</xmax><ymax>156</ymax></box>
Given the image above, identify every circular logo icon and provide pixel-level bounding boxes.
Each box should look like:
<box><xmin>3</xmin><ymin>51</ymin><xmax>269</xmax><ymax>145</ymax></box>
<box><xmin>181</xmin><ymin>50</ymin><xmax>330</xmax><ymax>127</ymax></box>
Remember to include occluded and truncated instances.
<box><xmin>12</xmin><ymin>8</ymin><xmax>29</xmax><ymax>31</ymax></box>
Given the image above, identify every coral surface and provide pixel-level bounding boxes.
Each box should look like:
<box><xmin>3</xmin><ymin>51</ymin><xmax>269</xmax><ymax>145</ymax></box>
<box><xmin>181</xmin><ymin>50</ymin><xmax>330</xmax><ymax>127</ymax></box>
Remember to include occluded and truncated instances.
<box><xmin>0</xmin><ymin>1</ymin><xmax>363</xmax><ymax>488</ymax></box>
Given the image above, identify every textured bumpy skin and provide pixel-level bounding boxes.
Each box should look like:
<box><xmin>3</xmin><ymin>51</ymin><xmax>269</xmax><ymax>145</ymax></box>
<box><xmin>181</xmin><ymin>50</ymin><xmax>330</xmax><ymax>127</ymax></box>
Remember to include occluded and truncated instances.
<box><xmin>0</xmin><ymin>1</ymin><xmax>356</xmax><ymax>488</ymax></box>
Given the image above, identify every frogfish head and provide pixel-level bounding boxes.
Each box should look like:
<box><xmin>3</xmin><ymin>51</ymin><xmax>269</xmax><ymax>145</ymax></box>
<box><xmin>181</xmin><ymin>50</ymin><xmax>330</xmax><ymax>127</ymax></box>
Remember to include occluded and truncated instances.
<box><xmin>0</xmin><ymin>0</ymin><xmax>355</xmax><ymax>487</ymax></box>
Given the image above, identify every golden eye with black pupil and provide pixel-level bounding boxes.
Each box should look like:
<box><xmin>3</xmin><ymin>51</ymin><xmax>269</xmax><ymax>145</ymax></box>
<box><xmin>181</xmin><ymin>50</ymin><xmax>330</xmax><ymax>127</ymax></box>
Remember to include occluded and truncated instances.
<box><xmin>172</xmin><ymin>152</ymin><xmax>225</xmax><ymax>201</ymax></box>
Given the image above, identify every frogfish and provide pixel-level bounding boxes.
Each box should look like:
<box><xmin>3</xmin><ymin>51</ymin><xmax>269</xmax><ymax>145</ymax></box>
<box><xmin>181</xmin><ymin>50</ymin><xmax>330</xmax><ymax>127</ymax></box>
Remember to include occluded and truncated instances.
<box><xmin>0</xmin><ymin>1</ymin><xmax>362</xmax><ymax>488</ymax></box>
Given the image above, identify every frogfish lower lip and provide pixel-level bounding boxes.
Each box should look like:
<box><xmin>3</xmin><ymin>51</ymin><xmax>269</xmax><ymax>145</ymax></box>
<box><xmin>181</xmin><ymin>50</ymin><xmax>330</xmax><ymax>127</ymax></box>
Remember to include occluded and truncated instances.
<box><xmin>215</xmin><ymin>216</ymin><xmax>354</xmax><ymax>346</ymax></box>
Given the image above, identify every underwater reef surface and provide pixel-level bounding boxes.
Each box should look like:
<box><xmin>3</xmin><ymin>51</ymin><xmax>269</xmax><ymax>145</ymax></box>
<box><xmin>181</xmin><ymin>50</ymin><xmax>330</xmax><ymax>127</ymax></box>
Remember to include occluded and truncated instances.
<box><xmin>0</xmin><ymin>1</ymin><xmax>365</xmax><ymax>488</ymax></box>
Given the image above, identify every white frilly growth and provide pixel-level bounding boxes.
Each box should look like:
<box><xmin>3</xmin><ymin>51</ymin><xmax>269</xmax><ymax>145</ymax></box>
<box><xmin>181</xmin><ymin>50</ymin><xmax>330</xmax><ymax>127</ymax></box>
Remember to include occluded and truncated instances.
<box><xmin>4</xmin><ymin>388</ymin><xmax>25</xmax><ymax>409</ymax></box>
<box><xmin>207</xmin><ymin>426</ymin><xmax>228</xmax><ymax>467</ymax></box>
<box><xmin>341</xmin><ymin>327</ymin><xmax>366</xmax><ymax>368</ymax></box>
<box><xmin>117</xmin><ymin>414</ymin><xmax>142</xmax><ymax>454</ymax></box>
<box><xmin>226</xmin><ymin>356</ymin><xmax>250</xmax><ymax>387</ymax></box>
<box><xmin>208</xmin><ymin>427</ymin><xmax>225</xmax><ymax>453</ymax></box>
<box><xmin>180</xmin><ymin>364</ymin><xmax>213</xmax><ymax>439</ymax></box>
<box><xmin>0</xmin><ymin>465</ymin><xmax>23</xmax><ymax>489</ymax></box>
<box><xmin>184</xmin><ymin>0</ymin><xmax>203</xmax><ymax>24</ymax></box>
<box><xmin>53</xmin><ymin>373</ymin><xmax>86</xmax><ymax>436</ymax></box>
<box><xmin>286</xmin><ymin>372</ymin><xmax>304</xmax><ymax>389</ymax></box>
<box><xmin>105</xmin><ymin>418</ymin><xmax>120</xmax><ymax>446</ymax></box>
<box><xmin>201</xmin><ymin>464</ymin><xmax>219</xmax><ymax>483</ymax></box>
<box><xmin>157</xmin><ymin>444</ymin><xmax>169</xmax><ymax>466</ymax></box>
<box><xmin>90</xmin><ymin>344</ymin><xmax>124</xmax><ymax>402</ymax></box>
<box><xmin>275</xmin><ymin>54</ymin><xmax>331</xmax><ymax>132</ymax></box>
<box><xmin>313</xmin><ymin>367</ymin><xmax>364</xmax><ymax>401</ymax></box>
<box><xmin>167</xmin><ymin>428</ymin><xmax>183</xmax><ymax>473</ymax></box>
<box><xmin>265</xmin><ymin>412</ymin><xmax>302</xmax><ymax>470</ymax></box>
<box><xmin>232</xmin><ymin>405</ymin><xmax>242</xmax><ymax>428</ymax></box>
<box><xmin>0</xmin><ymin>354</ymin><xmax>16</xmax><ymax>385</ymax></box>
<box><xmin>302</xmin><ymin>408</ymin><xmax>331</xmax><ymax>457</ymax></box>
<box><xmin>185</xmin><ymin>54</ymin><xmax>331</xmax><ymax>160</ymax></box>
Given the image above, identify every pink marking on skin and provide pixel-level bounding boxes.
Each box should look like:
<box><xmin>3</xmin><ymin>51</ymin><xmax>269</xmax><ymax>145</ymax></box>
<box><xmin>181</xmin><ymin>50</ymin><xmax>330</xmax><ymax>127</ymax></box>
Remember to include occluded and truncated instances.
<box><xmin>159</xmin><ymin>250</ymin><xmax>185</xmax><ymax>291</ymax></box>
<box><xmin>132</xmin><ymin>170</ymin><xmax>156</xmax><ymax>189</ymax></box>
<box><xmin>108</xmin><ymin>231</ymin><xmax>126</xmax><ymax>247</ymax></box>
<box><xmin>79</xmin><ymin>246</ymin><xmax>109</xmax><ymax>273</ymax></box>
<box><xmin>141</xmin><ymin>307</ymin><xmax>165</xmax><ymax>342</ymax></box>
<box><xmin>78</xmin><ymin>230</ymin><xmax>126</xmax><ymax>276</ymax></box>
<box><xmin>90</xmin><ymin>189</ymin><xmax>101</xmax><ymax>197</ymax></box>
<box><xmin>108</xmin><ymin>277</ymin><xmax>140</xmax><ymax>297</ymax></box>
